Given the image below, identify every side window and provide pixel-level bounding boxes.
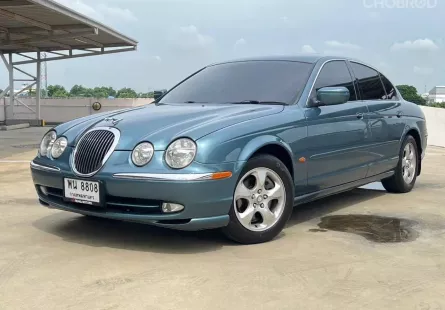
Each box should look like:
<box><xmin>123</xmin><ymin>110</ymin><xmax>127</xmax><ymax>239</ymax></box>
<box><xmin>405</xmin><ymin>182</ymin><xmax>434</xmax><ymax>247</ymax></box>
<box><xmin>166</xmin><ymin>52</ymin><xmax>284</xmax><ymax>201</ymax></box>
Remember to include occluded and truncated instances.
<box><xmin>380</xmin><ymin>74</ymin><xmax>398</xmax><ymax>100</ymax></box>
<box><xmin>311</xmin><ymin>60</ymin><xmax>357</xmax><ymax>101</ymax></box>
<box><xmin>350</xmin><ymin>62</ymin><xmax>386</xmax><ymax>100</ymax></box>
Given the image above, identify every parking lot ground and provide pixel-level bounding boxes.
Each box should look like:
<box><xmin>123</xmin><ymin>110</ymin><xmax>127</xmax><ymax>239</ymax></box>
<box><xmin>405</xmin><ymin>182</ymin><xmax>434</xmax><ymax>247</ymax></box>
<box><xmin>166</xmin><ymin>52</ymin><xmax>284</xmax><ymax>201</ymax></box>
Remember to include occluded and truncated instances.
<box><xmin>0</xmin><ymin>127</ymin><xmax>50</xmax><ymax>159</ymax></box>
<box><xmin>1</xmin><ymin>135</ymin><xmax>445</xmax><ymax>309</ymax></box>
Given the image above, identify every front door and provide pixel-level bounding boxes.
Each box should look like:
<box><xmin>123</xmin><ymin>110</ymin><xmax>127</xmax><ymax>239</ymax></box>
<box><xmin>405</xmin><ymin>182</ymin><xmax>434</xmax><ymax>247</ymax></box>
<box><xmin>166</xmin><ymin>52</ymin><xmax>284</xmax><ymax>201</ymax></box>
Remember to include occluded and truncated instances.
<box><xmin>305</xmin><ymin>60</ymin><xmax>370</xmax><ymax>191</ymax></box>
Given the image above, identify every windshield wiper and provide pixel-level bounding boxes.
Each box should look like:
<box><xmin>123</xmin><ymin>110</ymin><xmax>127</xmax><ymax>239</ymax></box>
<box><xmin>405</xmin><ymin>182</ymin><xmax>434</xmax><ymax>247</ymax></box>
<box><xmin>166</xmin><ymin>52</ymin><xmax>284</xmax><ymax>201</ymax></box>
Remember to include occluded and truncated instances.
<box><xmin>228</xmin><ymin>100</ymin><xmax>287</xmax><ymax>105</ymax></box>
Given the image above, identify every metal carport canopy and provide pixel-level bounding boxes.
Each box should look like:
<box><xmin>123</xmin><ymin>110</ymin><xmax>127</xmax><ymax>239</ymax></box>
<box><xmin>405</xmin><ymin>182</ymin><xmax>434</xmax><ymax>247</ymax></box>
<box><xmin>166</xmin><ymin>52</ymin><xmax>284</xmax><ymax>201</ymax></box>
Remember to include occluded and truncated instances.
<box><xmin>0</xmin><ymin>0</ymin><xmax>138</xmax><ymax>123</ymax></box>
<box><xmin>0</xmin><ymin>0</ymin><xmax>137</xmax><ymax>56</ymax></box>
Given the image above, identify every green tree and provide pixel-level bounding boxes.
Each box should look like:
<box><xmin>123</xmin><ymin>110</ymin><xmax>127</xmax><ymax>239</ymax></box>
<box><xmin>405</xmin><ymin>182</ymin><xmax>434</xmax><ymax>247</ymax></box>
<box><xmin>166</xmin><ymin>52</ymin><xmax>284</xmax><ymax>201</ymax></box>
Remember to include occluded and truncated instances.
<box><xmin>52</xmin><ymin>89</ymin><xmax>69</xmax><ymax>98</ymax></box>
<box><xmin>117</xmin><ymin>87</ymin><xmax>138</xmax><ymax>98</ymax></box>
<box><xmin>69</xmin><ymin>84</ymin><xmax>87</xmax><ymax>97</ymax></box>
<box><xmin>103</xmin><ymin>86</ymin><xmax>117</xmax><ymax>98</ymax></box>
<box><xmin>47</xmin><ymin>85</ymin><xmax>68</xmax><ymax>98</ymax></box>
<box><xmin>71</xmin><ymin>85</ymin><xmax>101</xmax><ymax>97</ymax></box>
<box><xmin>430</xmin><ymin>102</ymin><xmax>445</xmax><ymax>108</ymax></box>
<box><xmin>28</xmin><ymin>88</ymin><xmax>36</xmax><ymax>96</ymax></box>
<box><xmin>84</xmin><ymin>88</ymin><xmax>95</xmax><ymax>97</ymax></box>
<box><xmin>92</xmin><ymin>88</ymin><xmax>108</xmax><ymax>98</ymax></box>
<box><xmin>92</xmin><ymin>86</ymin><xmax>116</xmax><ymax>98</ymax></box>
<box><xmin>138</xmin><ymin>91</ymin><xmax>154</xmax><ymax>98</ymax></box>
<box><xmin>396</xmin><ymin>85</ymin><xmax>426</xmax><ymax>105</ymax></box>
<box><xmin>43</xmin><ymin>85</ymin><xmax>159</xmax><ymax>99</ymax></box>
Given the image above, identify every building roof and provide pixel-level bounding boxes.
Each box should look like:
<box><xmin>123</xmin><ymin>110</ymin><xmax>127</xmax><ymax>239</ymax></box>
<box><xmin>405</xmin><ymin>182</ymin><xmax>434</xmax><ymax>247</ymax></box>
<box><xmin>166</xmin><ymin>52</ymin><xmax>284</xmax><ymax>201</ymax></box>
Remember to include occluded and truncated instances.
<box><xmin>0</xmin><ymin>0</ymin><xmax>138</xmax><ymax>54</ymax></box>
<box><xmin>429</xmin><ymin>86</ymin><xmax>445</xmax><ymax>95</ymax></box>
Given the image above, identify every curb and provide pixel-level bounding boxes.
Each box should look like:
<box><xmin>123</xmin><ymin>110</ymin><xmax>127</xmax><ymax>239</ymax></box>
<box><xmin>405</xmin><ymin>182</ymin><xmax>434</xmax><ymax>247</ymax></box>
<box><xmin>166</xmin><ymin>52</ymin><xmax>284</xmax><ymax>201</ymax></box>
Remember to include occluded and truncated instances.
<box><xmin>0</xmin><ymin>123</ymin><xmax>30</xmax><ymax>131</ymax></box>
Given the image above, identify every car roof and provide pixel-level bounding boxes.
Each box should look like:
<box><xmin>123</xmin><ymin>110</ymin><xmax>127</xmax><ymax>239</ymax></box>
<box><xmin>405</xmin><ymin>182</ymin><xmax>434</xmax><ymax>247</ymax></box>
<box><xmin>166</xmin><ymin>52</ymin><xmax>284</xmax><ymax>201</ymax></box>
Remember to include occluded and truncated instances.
<box><xmin>210</xmin><ymin>55</ymin><xmax>348</xmax><ymax>66</ymax></box>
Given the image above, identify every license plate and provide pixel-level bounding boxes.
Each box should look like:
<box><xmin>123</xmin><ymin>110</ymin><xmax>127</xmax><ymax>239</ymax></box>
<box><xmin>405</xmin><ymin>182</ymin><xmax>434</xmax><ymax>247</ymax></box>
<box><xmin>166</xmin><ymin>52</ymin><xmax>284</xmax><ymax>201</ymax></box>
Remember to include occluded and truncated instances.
<box><xmin>64</xmin><ymin>178</ymin><xmax>101</xmax><ymax>206</ymax></box>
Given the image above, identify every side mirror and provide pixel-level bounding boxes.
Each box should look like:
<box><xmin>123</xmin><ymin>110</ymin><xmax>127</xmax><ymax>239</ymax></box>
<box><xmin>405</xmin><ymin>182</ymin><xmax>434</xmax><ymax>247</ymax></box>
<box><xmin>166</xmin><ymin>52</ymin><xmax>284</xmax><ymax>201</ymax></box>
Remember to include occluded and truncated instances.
<box><xmin>314</xmin><ymin>87</ymin><xmax>350</xmax><ymax>106</ymax></box>
<box><xmin>153</xmin><ymin>89</ymin><xmax>167</xmax><ymax>100</ymax></box>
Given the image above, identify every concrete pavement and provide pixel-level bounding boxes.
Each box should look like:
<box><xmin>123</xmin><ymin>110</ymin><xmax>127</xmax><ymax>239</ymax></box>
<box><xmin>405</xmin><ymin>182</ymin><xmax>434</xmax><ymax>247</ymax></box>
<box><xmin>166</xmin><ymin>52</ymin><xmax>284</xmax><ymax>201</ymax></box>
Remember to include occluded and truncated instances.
<box><xmin>1</xmin><ymin>144</ymin><xmax>445</xmax><ymax>310</ymax></box>
<box><xmin>0</xmin><ymin>127</ymin><xmax>49</xmax><ymax>159</ymax></box>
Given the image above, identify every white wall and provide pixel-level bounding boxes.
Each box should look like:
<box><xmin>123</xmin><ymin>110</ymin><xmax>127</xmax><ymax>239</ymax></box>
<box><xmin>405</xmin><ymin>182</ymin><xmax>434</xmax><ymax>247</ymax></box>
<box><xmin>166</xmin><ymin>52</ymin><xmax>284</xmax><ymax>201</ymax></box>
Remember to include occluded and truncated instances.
<box><xmin>3</xmin><ymin>97</ymin><xmax>154</xmax><ymax>123</ymax></box>
<box><xmin>420</xmin><ymin>106</ymin><xmax>445</xmax><ymax>148</ymax></box>
<box><xmin>429</xmin><ymin>94</ymin><xmax>445</xmax><ymax>103</ymax></box>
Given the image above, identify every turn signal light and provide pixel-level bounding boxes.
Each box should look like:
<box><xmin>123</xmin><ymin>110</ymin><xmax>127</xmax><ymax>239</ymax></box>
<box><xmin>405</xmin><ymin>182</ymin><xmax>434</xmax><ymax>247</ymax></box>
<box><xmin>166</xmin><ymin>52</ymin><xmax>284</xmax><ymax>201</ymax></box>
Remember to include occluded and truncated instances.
<box><xmin>211</xmin><ymin>171</ymin><xmax>232</xmax><ymax>180</ymax></box>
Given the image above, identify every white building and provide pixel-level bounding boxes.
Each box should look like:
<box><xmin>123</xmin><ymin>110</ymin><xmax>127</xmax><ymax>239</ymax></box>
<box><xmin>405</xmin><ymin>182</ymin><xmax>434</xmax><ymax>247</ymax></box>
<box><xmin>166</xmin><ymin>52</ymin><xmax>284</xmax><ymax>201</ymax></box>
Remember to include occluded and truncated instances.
<box><xmin>14</xmin><ymin>83</ymin><xmax>37</xmax><ymax>97</ymax></box>
<box><xmin>428</xmin><ymin>86</ymin><xmax>445</xmax><ymax>103</ymax></box>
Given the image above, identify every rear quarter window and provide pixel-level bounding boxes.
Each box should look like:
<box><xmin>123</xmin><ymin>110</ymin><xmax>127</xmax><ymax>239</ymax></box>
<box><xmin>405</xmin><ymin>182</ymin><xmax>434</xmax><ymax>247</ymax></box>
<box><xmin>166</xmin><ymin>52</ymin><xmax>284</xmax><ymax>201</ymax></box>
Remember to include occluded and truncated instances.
<box><xmin>350</xmin><ymin>62</ymin><xmax>387</xmax><ymax>101</ymax></box>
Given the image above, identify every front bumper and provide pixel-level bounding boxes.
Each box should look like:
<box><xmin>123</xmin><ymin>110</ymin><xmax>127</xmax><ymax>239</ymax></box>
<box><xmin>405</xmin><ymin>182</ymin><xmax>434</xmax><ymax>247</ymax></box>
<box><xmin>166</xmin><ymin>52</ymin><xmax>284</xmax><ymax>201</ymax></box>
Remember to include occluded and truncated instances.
<box><xmin>37</xmin><ymin>197</ymin><xmax>229</xmax><ymax>231</ymax></box>
<box><xmin>30</xmin><ymin>153</ymin><xmax>243</xmax><ymax>231</ymax></box>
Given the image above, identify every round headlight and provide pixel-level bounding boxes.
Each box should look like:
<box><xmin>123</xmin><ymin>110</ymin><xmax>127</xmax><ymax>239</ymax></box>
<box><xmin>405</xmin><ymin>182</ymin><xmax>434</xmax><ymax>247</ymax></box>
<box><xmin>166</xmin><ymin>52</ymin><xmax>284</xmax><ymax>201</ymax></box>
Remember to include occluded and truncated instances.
<box><xmin>39</xmin><ymin>130</ymin><xmax>56</xmax><ymax>157</ymax></box>
<box><xmin>132</xmin><ymin>142</ymin><xmax>154</xmax><ymax>167</ymax></box>
<box><xmin>165</xmin><ymin>138</ymin><xmax>196</xmax><ymax>169</ymax></box>
<box><xmin>51</xmin><ymin>137</ymin><xmax>68</xmax><ymax>159</ymax></box>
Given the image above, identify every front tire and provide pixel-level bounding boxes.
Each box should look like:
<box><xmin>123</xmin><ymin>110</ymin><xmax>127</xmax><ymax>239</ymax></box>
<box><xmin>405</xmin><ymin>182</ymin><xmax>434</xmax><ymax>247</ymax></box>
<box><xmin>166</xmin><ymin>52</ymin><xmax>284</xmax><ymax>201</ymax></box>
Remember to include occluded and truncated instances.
<box><xmin>382</xmin><ymin>135</ymin><xmax>419</xmax><ymax>193</ymax></box>
<box><xmin>222</xmin><ymin>155</ymin><xmax>294</xmax><ymax>244</ymax></box>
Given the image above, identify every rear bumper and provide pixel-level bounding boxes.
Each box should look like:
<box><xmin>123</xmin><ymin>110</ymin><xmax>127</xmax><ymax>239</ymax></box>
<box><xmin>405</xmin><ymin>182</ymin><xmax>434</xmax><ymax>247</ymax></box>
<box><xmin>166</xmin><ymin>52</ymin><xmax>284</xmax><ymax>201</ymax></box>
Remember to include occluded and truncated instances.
<box><xmin>30</xmin><ymin>158</ymin><xmax>241</xmax><ymax>231</ymax></box>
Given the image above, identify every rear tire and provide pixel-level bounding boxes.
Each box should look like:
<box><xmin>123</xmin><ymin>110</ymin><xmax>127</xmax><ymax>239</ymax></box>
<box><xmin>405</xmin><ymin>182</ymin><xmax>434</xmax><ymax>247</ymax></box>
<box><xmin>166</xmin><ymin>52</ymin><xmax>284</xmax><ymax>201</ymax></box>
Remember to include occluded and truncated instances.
<box><xmin>382</xmin><ymin>135</ymin><xmax>418</xmax><ymax>193</ymax></box>
<box><xmin>222</xmin><ymin>154</ymin><xmax>294</xmax><ymax>244</ymax></box>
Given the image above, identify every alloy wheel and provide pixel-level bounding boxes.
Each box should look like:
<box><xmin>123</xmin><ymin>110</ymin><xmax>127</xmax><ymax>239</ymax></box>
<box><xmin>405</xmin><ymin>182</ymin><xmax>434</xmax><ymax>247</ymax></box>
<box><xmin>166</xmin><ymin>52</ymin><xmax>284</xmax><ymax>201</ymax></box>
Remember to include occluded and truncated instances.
<box><xmin>233</xmin><ymin>167</ymin><xmax>286</xmax><ymax>232</ymax></box>
<box><xmin>402</xmin><ymin>142</ymin><xmax>417</xmax><ymax>184</ymax></box>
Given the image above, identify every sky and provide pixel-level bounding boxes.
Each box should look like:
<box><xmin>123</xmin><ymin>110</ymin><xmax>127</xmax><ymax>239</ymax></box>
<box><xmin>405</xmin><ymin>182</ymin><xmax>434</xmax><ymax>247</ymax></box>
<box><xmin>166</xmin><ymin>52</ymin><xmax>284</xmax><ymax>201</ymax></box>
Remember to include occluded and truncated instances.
<box><xmin>1</xmin><ymin>0</ymin><xmax>444</xmax><ymax>93</ymax></box>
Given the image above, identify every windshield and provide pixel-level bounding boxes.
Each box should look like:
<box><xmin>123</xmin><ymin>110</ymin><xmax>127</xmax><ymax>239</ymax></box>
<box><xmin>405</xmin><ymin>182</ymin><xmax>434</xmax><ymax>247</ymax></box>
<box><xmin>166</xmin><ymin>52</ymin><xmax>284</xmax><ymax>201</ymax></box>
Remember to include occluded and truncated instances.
<box><xmin>159</xmin><ymin>61</ymin><xmax>314</xmax><ymax>105</ymax></box>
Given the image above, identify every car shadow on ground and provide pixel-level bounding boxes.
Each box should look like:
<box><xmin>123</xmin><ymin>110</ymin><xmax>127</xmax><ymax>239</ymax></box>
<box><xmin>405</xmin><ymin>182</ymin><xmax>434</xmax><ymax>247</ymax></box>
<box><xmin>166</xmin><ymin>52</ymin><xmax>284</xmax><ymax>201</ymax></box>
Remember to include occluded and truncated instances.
<box><xmin>286</xmin><ymin>186</ymin><xmax>387</xmax><ymax>228</ymax></box>
<box><xmin>32</xmin><ymin>213</ymin><xmax>230</xmax><ymax>254</ymax></box>
<box><xmin>32</xmin><ymin>185</ymin><xmax>387</xmax><ymax>254</ymax></box>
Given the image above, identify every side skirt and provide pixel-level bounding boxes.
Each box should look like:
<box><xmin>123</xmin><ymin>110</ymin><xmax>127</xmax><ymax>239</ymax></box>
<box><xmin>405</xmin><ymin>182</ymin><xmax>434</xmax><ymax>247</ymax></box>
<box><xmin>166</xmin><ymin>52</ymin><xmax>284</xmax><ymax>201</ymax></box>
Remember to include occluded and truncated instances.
<box><xmin>294</xmin><ymin>170</ymin><xmax>394</xmax><ymax>206</ymax></box>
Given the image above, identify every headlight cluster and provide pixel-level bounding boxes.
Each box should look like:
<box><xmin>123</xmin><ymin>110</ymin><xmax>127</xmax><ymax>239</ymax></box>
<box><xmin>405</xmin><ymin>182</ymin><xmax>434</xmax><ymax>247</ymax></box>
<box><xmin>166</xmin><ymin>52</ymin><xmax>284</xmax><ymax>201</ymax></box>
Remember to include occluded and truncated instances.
<box><xmin>39</xmin><ymin>131</ymin><xmax>68</xmax><ymax>159</ymax></box>
<box><xmin>132</xmin><ymin>142</ymin><xmax>154</xmax><ymax>166</ymax></box>
<box><xmin>130</xmin><ymin>138</ymin><xmax>196</xmax><ymax>169</ymax></box>
<box><xmin>39</xmin><ymin>131</ymin><xmax>56</xmax><ymax>156</ymax></box>
<box><xmin>165</xmin><ymin>138</ymin><xmax>196</xmax><ymax>169</ymax></box>
<box><xmin>51</xmin><ymin>137</ymin><xmax>68</xmax><ymax>159</ymax></box>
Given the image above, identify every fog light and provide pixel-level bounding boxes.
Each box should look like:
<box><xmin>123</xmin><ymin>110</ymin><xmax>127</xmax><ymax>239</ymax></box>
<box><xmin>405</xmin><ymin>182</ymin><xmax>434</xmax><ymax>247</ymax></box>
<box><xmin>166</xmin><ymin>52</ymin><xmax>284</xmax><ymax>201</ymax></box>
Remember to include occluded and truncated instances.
<box><xmin>161</xmin><ymin>202</ymin><xmax>184</xmax><ymax>213</ymax></box>
<box><xmin>40</xmin><ymin>186</ymin><xmax>48</xmax><ymax>196</ymax></box>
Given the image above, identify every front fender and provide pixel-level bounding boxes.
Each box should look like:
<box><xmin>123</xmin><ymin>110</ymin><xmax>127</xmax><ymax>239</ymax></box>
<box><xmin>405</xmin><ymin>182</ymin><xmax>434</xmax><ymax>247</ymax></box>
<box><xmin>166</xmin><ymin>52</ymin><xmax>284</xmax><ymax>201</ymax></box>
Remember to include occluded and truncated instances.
<box><xmin>237</xmin><ymin>135</ymin><xmax>294</xmax><ymax>162</ymax></box>
<box><xmin>196</xmin><ymin>133</ymin><xmax>296</xmax><ymax>185</ymax></box>
<box><xmin>194</xmin><ymin>107</ymin><xmax>308</xmax><ymax>190</ymax></box>
<box><xmin>194</xmin><ymin>109</ymin><xmax>300</xmax><ymax>165</ymax></box>
<box><xmin>196</xmin><ymin>131</ymin><xmax>294</xmax><ymax>165</ymax></box>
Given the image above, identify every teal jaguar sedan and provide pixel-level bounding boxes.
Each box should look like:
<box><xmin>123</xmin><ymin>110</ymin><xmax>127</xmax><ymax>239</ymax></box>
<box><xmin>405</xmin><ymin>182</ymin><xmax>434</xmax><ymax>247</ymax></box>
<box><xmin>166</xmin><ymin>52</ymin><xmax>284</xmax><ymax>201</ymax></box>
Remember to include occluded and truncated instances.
<box><xmin>30</xmin><ymin>55</ymin><xmax>427</xmax><ymax>244</ymax></box>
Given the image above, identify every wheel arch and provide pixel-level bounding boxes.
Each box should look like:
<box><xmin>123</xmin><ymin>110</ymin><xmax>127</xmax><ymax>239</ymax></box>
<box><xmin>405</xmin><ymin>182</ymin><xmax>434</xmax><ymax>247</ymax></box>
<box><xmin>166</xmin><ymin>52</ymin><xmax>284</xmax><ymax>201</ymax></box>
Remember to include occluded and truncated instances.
<box><xmin>403</xmin><ymin>127</ymin><xmax>422</xmax><ymax>176</ymax></box>
<box><xmin>238</xmin><ymin>136</ymin><xmax>295</xmax><ymax>181</ymax></box>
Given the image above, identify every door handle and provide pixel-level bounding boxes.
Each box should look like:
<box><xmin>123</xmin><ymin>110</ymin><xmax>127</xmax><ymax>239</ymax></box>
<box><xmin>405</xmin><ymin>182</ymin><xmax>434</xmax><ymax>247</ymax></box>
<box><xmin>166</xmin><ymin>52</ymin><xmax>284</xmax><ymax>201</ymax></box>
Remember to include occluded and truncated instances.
<box><xmin>397</xmin><ymin>111</ymin><xmax>403</xmax><ymax>118</ymax></box>
<box><xmin>356</xmin><ymin>112</ymin><xmax>364</xmax><ymax>119</ymax></box>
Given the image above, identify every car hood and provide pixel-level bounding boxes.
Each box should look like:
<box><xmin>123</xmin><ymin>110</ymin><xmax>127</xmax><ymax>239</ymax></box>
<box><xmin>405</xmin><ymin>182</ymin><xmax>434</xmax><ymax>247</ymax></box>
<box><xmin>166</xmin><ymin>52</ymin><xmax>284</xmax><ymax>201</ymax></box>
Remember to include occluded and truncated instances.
<box><xmin>59</xmin><ymin>103</ymin><xmax>284</xmax><ymax>150</ymax></box>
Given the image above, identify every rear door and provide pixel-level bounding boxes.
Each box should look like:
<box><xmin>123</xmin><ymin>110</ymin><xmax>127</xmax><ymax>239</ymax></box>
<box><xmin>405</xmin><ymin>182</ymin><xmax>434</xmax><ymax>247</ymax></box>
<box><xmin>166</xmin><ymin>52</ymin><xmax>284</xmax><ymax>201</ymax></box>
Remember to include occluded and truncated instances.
<box><xmin>305</xmin><ymin>60</ymin><xmax>370</xmax><ymax>190</ymax></box>
<box><xmin>349</xmin><ymin>62</ymin><xmax>404</xmax><ymax>177</ymax></box>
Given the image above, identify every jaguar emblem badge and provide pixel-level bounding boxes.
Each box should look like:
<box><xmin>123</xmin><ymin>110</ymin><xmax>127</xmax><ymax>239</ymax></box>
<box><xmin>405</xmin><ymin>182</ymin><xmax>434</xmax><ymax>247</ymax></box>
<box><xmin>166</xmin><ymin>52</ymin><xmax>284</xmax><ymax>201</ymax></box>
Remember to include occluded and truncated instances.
<box><xmin>104</xmin><ymin>117</ymin><xmax>123</xmax><ymax>126</ymax></box>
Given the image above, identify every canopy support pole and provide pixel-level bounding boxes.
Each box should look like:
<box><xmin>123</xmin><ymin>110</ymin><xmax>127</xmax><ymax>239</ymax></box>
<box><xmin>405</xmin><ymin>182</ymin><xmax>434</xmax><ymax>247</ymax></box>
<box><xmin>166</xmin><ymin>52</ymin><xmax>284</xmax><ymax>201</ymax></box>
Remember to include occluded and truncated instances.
<box><xmin>36</xmin><ymin>51</ymin><xmax>41</xmax><ymax>120</ymax></box>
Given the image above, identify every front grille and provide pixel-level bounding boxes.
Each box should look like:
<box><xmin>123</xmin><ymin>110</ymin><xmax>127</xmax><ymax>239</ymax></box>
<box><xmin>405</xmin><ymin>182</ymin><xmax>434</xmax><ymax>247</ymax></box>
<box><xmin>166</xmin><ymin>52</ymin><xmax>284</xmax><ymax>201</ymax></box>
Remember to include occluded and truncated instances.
<box><xmin>73</xmin><ymin>128</ymin><xmax>118</xmax><ymax>176</ymax></box>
